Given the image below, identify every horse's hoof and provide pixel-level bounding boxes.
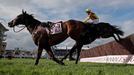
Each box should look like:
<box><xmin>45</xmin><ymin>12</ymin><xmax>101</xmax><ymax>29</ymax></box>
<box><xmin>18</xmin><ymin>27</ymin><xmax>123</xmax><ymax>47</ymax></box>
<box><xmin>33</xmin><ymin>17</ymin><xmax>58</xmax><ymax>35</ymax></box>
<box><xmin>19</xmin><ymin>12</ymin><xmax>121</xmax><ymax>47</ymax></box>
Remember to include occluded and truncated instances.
<box><xmin>75</xmin><ymin>61</ymin><xmax>79</xmax><ymax>64</ymax></box>
<box><xmin>69</xmin><ymin>58</ymin><xmax>76</xmax><ymax>61</ymax></box>
<box><xmin>34</xmin><ymin>63</ymin><xmax>38</xmax><ymax>65</ymax></box>
<box><xmin>61</xmin><ymin>58</ymin><xmax>64</xmax><ymax>62</ymax></box>
<box><xmin>59</xmin><ymin>61</ymin><xmax>65</xmax><ymax>65</ymax></box>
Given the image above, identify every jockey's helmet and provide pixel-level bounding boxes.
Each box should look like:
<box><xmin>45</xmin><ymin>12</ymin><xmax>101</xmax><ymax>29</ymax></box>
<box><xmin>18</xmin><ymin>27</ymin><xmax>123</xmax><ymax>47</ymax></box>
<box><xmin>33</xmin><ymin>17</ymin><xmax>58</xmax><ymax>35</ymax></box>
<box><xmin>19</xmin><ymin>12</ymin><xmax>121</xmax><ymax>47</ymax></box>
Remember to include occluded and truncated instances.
<box><xmin>85</xmin><ymin>9</ymin><xmax>91</xmax><ymax>13</ymax></box>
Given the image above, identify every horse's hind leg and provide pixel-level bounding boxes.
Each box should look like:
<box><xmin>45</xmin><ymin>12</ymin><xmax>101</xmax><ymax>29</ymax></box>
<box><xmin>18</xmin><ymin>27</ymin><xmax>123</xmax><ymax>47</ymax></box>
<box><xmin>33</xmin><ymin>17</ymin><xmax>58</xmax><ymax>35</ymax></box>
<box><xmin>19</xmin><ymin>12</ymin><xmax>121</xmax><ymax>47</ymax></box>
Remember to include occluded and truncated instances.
<box><xmin>113</xmin><ymin>34</ymin><xmax>120</xmax><ymax>42</ymax></box>
<box><xmin>75</xmin><ymin>44</ymin><xmax>83</xmax><ymax>64</ymax></box>
<box><xmin>44</xmin><ymin>45</ymin><xmax>65</xmax><ymax>65</ymax></box>
<box><xmin>113</xmin><ymin>34</ymin><xmax>122</xmax><ymax>42</ymax></box>
<box><xmin>35</xmin><ymin>47</ymin><xmax>43</xmax><ymax>65</ymax></box>
<box><xmin>61</xmin><ymin>44</ymin><xmax>77</xmax><ymax>61</ymax></box>
<box><xmin>116</xmin><ymin>34</ymin><xmax>122</xmax><ymax>41</ymax></box>
<box><xmin>69</xmin><ymin>45</ymin><xmax>77</xmax><ymax>61</ymax></box>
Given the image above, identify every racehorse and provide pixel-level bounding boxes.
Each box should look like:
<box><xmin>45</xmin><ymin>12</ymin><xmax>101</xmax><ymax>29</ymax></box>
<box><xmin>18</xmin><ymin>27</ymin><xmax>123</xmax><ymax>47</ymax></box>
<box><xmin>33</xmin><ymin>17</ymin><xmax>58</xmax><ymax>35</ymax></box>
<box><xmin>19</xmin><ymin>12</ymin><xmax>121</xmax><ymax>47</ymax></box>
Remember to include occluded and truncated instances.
<box><xmin>61</xmin><ymin>22</ymin><xmax>124</xmax><ymax>63</ymax></box>
<box><xmin>8</xmin><ymin>10</ymin><xmax>124</xmax><ymax>65</ymax></box>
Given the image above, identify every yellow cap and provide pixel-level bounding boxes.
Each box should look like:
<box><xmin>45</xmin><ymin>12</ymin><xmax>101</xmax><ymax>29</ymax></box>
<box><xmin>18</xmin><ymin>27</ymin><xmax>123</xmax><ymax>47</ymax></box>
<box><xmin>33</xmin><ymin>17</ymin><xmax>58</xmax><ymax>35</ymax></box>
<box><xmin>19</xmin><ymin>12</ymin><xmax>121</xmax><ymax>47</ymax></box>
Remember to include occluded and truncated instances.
<box><xmin>85</xmin><ymin>9</ymin><xmax>91</xmax><ymax>12</ymax></box>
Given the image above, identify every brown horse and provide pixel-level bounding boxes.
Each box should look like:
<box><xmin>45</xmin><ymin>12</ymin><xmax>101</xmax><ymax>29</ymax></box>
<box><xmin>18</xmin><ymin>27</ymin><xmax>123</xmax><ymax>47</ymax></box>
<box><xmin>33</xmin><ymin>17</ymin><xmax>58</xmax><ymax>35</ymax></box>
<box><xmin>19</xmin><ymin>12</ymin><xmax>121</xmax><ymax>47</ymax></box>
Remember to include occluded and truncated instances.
<box><xmin>61</xmin><ymin>22</ymin><xmax>124</xmax><ymax>63</ymax></box>
<box><xmin>8</xmin><ymin>10</ymin><xmax>123</xmax><ymax>65</ymax></box>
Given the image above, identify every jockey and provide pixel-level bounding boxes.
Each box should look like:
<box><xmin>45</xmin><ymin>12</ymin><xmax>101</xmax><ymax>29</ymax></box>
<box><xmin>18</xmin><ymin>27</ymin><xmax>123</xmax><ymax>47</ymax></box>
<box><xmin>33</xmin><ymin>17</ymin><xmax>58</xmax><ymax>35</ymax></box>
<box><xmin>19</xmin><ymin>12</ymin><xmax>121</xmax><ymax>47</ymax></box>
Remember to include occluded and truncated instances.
<box><xmin>84</xmin><ymin>9</ymin><xmax>99</xmax><ymax>24</ymax></box>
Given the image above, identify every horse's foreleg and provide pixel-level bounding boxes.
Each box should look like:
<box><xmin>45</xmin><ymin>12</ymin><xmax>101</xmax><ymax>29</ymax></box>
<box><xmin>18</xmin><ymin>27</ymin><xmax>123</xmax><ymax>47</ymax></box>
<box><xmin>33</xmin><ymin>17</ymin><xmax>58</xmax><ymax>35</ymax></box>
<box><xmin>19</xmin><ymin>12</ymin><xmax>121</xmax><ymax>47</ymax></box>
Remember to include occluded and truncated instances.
<box><xmin>75</xmin><ymin>44</ymin><xmax>83</xmax><ymax>64</ymax></box>
<box><xmin>35</xmin><ymin>47</ymin><xmax>43</xmax><ymax>65</ymax></box>
<box><xmin>45</xmin><ymin>46</ymin><xmax>65</xmax><ymax>65</ymax></box>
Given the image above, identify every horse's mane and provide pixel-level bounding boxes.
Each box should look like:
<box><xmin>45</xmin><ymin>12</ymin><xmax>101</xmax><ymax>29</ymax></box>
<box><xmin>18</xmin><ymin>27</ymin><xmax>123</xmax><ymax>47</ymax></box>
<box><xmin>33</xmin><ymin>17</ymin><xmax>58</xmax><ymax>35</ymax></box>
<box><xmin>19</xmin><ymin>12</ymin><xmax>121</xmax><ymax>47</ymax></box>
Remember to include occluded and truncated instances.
<box><xmin>23</xmin><ymin>13</ymin><xmax>41</xmax><ymax>27</ymax></box>
<box><xmin>24</xmin><ymin>13</ymin><xmax>34</xmax><ymax>19</ymax></box>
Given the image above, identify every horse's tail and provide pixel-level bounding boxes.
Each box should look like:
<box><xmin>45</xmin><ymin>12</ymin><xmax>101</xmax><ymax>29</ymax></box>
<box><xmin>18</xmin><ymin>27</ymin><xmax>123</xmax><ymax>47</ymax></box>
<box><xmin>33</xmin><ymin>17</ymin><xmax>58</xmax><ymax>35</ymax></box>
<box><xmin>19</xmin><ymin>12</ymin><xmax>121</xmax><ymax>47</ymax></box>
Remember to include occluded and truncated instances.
<box><xmin>113</xmin><ymin>25</ymin><xmax>124</xmax><ymax>36</ymax></box>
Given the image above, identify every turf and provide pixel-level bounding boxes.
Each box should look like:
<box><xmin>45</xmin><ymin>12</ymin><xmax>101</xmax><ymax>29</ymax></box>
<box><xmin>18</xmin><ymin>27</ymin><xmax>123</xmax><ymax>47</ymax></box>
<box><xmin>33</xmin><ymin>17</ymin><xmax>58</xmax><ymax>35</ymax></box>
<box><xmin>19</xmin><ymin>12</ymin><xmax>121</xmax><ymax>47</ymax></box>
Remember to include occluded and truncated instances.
<box><xmin>0</xmin><ymin>58</ymin><xmax>134</xmax><ymax>75</ymax></box>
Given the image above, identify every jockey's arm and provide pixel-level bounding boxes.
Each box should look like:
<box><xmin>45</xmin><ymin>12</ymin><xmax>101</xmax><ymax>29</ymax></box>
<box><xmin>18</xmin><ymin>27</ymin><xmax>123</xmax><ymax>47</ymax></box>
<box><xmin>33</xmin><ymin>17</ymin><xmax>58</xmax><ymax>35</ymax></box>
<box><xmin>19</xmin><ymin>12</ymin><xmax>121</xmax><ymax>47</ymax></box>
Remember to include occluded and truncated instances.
<box><xmin>84</xmin><ymin>16</ymin><xmax>90</xmax><ymax>23</ymax></box>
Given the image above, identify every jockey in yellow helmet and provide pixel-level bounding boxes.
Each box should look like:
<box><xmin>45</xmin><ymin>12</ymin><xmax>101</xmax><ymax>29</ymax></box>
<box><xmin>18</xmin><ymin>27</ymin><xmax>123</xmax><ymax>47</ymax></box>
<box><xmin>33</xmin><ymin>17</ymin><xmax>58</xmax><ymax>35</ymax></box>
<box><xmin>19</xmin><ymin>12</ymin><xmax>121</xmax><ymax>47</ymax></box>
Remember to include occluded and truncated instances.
<box><xmin>84</xmin><ymin>9</ymin><xmax>99</xmax><ymax>24</ymax></box>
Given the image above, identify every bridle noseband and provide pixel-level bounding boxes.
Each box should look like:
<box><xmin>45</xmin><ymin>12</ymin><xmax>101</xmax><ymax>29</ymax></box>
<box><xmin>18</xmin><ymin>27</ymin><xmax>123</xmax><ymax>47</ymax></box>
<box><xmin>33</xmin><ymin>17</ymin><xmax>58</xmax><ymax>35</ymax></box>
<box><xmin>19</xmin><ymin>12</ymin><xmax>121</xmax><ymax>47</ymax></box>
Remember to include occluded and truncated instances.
<box><xmin>13</xmin><ymin>25</ymin><xmax>26</xmax><ymax>33</ymax></box>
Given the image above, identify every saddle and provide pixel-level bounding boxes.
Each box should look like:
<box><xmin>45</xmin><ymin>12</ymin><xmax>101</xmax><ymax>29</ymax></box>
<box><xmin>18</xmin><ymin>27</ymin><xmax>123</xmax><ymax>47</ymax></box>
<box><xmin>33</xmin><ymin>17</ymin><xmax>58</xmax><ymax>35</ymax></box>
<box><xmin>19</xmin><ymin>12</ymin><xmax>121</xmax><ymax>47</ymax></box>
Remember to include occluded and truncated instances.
<box><xmin>41</xmin><ymin>21</ymin><xmax>63</xmax><ymax>34</ymax></box>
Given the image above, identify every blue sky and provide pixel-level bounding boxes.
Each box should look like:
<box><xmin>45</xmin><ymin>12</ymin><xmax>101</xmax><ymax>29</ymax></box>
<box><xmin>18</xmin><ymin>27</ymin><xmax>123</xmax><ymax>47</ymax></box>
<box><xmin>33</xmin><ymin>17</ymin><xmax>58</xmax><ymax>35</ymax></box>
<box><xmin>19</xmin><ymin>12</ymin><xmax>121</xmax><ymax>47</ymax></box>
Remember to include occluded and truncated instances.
<box><xmin>0</xmin><ymin>0</ymin><xmax>134</xmax><ymax>50</ymax></box>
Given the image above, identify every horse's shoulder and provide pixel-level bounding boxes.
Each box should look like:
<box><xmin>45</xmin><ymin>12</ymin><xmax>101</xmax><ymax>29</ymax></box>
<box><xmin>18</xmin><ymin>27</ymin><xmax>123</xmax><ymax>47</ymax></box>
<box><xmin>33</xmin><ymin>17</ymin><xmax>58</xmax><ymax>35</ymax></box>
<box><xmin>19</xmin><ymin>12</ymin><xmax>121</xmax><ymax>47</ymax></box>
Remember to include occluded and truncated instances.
<box><xmin>35</xmin><ymin>26</ymin><xmax>46</xmax><ymax>33</ymax></box>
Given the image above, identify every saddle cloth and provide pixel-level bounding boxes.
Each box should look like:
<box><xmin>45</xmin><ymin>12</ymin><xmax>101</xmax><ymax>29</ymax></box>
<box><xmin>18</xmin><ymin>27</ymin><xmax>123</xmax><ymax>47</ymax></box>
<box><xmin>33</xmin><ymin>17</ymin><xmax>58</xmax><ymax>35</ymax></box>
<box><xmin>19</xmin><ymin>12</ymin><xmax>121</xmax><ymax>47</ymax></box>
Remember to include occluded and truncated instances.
<box><xmin>46</xmin><ymin>22</ymin><xmax>63</xmax><ymax>34</ymax></box>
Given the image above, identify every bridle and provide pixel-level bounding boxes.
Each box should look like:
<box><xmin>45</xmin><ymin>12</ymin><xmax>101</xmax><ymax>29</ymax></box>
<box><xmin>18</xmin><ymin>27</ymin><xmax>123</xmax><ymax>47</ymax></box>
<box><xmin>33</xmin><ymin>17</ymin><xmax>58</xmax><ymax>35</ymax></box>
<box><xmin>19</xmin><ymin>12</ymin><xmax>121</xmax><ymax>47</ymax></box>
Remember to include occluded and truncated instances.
<box><xmin>12</xmin><ymin>18</ymin><xmax>27</xmax><ymax>33</ymax></box>
<box><xmin>11</xmin><ymin>14</ymin><xmax>40</xmax><ymax>33</ymax></box>
<box><xmin>13</xmin><ymin>25</ymin><xmax>26</xmax><ymax>33</ymax></box>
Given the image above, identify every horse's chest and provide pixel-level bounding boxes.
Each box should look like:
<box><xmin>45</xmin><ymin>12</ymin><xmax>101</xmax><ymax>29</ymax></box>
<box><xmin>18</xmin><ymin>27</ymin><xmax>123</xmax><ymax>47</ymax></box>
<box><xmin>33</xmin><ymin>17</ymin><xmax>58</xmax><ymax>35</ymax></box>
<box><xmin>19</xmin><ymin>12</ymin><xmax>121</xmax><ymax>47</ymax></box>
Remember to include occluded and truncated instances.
<box><xmin>32</xmin><ymin>27</ymin><xmax>47</xmax><ymax>44</ymax></box>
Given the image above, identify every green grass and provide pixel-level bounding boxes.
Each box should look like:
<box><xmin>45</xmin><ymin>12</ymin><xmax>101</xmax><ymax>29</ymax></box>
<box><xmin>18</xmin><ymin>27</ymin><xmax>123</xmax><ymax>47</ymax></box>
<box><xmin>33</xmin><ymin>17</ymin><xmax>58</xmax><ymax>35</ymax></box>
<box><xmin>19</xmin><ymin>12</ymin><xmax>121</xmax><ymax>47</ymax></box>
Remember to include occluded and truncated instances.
<box><xmin>0</xmin><ymin>58</ymin><xmax>134</xmax><ymax>75</ymax></box>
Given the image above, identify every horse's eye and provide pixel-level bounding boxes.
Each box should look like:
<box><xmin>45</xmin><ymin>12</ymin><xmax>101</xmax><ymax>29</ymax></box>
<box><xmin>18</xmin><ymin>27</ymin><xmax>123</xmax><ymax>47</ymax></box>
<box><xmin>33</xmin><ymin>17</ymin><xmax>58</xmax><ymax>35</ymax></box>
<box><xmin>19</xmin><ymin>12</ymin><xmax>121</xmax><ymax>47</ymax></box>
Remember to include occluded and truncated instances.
<box><xmin>17</xmin><ymin>16</ymin><xmax>21</xmax><ymax>19</ymax></box>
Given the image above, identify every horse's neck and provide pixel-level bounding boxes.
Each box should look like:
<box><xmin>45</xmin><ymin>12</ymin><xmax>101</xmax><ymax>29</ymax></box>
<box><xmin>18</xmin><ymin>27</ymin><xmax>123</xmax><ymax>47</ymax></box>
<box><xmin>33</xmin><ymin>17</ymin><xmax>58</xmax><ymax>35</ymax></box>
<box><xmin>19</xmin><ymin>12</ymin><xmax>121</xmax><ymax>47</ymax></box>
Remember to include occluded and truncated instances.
<box><xmin>27</xmin><ymin>25</ymin><xmax>37</xmax><ymax>34</ymax></box>
<box><xmin>26</xmin><ymin>19</ymin><xmax>41</xmax><ymax>34</ymax></box>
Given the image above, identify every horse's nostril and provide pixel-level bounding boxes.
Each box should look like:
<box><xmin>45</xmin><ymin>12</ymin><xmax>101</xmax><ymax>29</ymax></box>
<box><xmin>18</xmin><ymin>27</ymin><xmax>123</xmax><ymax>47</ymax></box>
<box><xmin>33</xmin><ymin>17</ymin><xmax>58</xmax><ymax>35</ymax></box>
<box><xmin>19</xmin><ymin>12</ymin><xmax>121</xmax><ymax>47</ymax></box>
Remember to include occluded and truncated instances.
<box><xmin>8</xmin><ymin>22</ymin><xmax>12</xmax><ymax>27</ymax></box>
<box><xmin>8</xmin><ymin>22</ymin><xmax>10</xmax><ymax>25</ymax></box>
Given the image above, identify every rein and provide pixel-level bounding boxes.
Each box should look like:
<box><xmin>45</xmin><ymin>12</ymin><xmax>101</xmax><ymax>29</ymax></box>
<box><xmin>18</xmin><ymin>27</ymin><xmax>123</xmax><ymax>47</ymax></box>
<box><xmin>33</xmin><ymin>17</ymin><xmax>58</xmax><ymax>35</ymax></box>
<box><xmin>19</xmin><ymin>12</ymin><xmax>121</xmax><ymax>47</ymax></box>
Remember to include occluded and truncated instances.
<box><xmin>13</xmin><ymin>25</ymin><xmax>26</xmax><ymax>33</ymax></box>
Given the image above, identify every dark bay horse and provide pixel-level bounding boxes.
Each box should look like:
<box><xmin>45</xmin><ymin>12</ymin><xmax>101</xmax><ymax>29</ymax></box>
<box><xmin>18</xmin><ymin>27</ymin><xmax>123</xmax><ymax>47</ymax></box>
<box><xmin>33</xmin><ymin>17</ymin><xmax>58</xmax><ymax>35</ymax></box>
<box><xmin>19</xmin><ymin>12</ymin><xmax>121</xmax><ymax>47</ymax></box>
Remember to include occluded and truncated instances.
<box><xmin>8</xmin><ymin>10</ymin><xmax>124</xmax><ymax>65</ymax></box>
<box><xmin>61</xmin><ymin>22</ymin><xmax>124</xmax><ymax>63</ymax></box>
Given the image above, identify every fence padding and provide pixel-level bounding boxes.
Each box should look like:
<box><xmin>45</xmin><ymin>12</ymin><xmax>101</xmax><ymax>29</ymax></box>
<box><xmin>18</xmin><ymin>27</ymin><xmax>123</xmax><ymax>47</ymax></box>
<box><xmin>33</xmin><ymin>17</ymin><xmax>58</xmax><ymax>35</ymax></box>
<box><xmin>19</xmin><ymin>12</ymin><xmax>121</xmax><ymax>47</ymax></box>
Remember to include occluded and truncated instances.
<box><xmin>80</xmin><ymin>34</ymin><xmax>134</xmax><ymax>58</ymax></box>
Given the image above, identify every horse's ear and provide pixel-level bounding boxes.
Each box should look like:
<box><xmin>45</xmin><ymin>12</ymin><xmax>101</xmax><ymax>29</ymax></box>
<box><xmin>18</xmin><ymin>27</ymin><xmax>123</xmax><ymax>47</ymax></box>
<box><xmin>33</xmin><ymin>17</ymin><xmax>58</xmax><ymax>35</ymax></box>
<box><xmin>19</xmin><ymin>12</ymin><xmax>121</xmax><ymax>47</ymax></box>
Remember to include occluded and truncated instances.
<box><xmin>22</xmin><ymin>9</ymin><xmax>25</xmax><ymax>14</ymax></box>
<box><xmin>24</xmin><ymin>11</ymin><xmax>27</xmax><ymax>14</ymax></box>
<box><xmin>22</xmin><ymin>9</ymin><xmax>27</xmax><ymax>14</ymax></box>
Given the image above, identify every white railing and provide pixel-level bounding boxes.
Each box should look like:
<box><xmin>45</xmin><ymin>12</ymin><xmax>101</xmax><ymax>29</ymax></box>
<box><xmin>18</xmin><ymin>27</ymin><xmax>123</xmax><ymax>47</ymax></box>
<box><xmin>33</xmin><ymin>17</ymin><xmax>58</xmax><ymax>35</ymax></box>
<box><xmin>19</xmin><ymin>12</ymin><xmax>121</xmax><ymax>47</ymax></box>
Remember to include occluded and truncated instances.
<box><xmin>80</xmin><ymin>55</ymin><xmax>134</xmax><ymax>64</ymax></box>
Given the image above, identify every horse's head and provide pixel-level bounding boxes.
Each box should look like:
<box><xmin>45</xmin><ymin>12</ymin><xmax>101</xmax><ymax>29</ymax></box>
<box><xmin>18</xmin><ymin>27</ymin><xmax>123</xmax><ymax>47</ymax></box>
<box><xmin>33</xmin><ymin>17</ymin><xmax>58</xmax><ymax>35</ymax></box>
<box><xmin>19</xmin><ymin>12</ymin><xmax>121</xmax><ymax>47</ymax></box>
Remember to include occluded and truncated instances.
<box><xmin>8</xmin><ymin>10</ymin><xmax>34</xmax><ymax>27</ymax></box>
